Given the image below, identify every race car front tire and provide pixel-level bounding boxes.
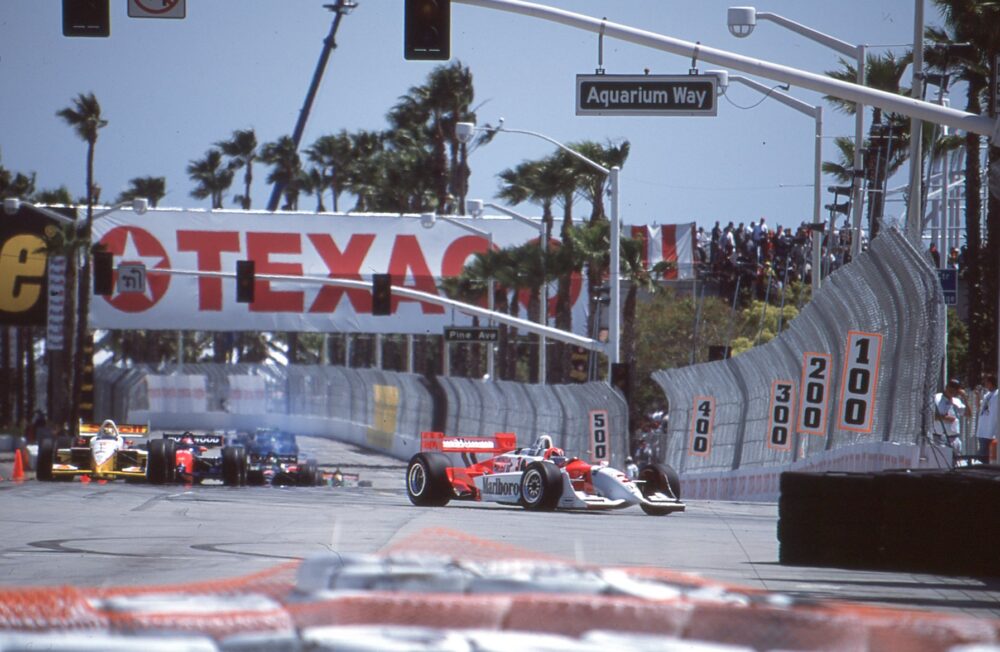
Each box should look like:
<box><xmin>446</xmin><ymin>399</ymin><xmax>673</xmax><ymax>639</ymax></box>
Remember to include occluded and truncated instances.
<box><xmin>147</xmin><ymin>439</ymin><xmax>169</xmax><ymax>484</ymax></box>
<box><xmin>222</xmin><ymin>446</ymin><xmax>247</xmax><ymax>487</ymax></box>
<box><xmin>638</xmin><ymin>462</ymin><xmax>682</xmax><ymax>516</ymax></box>
<box><xmin>520</xmin><ymin>461</ymin><xmax>562</xmax><ymax>511</ymax></box>
<box><xmin>36</xmin><ymin>437</ymin><xmax>55</xmax><ymax>481</ymax></box>
<box><xmin>162</xmin><ymin>438</ymin><xmax>178</xmax><ymax>484</ymax></box>
<box><xmin>406</xmin><ymin>452</ymin><xmax>452</xmax><ymax>506</ymax></box>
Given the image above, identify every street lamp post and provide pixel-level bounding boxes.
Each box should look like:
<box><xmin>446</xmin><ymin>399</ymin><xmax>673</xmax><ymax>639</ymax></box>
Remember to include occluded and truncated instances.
<box><xmin>708</xmin><ymin>70</ymin><xmax>824</xmax><ymax>290</ymax></box>
<box><xmin>420</xmin><ymin>211</ymin><xmax>496</xmax><ymax>380</ymax></box>
<box><xmin>727</xmin><ymin>6</ymin><xmax>866</xmax><ymax>260</ymax></box>
<box><xmin>455</xmin><ymin>120</ymin><xmax>621</xmax><ymax>376</ymax></box>
<box><xmin>471</xmin><ymin>200</ymin><xmax>548</xmax><ymax>383</ymax></box>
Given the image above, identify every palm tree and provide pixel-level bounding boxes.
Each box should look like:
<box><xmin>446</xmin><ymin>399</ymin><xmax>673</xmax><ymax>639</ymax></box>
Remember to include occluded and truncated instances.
<box><xmin>927</xmin><ymin>0</ymin><xmax>1000</xmax><ymax>383</ymax></box>
<box><xmin>425</xmin><ymin>61</ymin><xmax>476</xmax><ymax>211</ymax></box>
<box><xmin>826</xmin><ymin>52</ymin><xmax>911</xmax><ymax>239</ymax></box>
<box><xmin>217</xmin><ymin>128</ymin><xmax>258</xmax><ymax>210</ymax></box>
<box><xmin>305</xmin><ymin>131</ymin><xmax>352</xmax><ymax>212</ymax></box>
<box><xmin>389</xmin><ymin>61</ymin><xmax>476</xmax><ymax>214</ymax></box>
<box><xmin>344</xmin><ymin>130</ymin><xmax>384</xmax><ymax>212</ymax></box>
<box><xmin>300</xmin><ymin>167</ymin><xmax>327</xmax><ymax>212</ymax></box>
<box><xmin>0</xmin><ymin>157</ymin><xmax>36</xmax><ymax>199</ymax></box>
<box><xmin>187</xmin><ymin>149</ymin><xmax>233</xmax><ymax>209</ymax></box>
<box><xmin>496</xmin><ymin>154</ymin><xmax>576</xmax><ymax>381</ymax></box>
<box><xmin>567</xmin><ymin>140</ymin><xmax>630</xmax><ymax>222</ymax></box>
<box><xmin>56</xmin><ymin>92</ymin><xmax>107</xmax><ymax>429</ymax></box>
<box><xmin>619</xmin><ymin>235</ymin><xmax>660</xmax><ymax>428</ymax></box>
<box><xmin>259</xmin><ymin>136</ymin><xmax>303</xmax><ymax>211</ymax></box>
<box><xmin>116</xmin><ymin>176</ymin><xmax>166</xmax><ymax>207</ymax></box>
<box><xmin>33</xmin><ymin>187</ymin><xmax>74</xmax><ymax>205</ymax></box>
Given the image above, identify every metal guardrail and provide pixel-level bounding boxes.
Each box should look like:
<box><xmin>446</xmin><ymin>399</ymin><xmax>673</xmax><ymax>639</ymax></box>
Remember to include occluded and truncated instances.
<box><xmin>653</xmin><ymin>228</ymin><xmax>945</xmax><ymax>475</ymax></box>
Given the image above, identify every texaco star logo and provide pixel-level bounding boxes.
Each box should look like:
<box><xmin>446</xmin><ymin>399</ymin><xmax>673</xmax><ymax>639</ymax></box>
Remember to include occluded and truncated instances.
<box><xmin>96</xmin><ymin>226</ymin><xmax>171</xmax><ymax>312</ymax></box>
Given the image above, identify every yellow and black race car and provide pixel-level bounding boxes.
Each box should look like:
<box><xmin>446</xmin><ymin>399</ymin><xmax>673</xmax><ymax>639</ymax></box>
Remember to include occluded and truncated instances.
<box><xmin>37</xmin><ymin>420</ymin><xmax>151</xmax><ymax>482</ymax></box>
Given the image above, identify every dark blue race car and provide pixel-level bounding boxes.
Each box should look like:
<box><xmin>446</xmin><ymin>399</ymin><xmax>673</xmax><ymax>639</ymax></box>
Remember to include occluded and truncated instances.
<box><xmin>238</xmin><ymin>429</ymin><xmax>320</xmax><ymax>486</ymax></box>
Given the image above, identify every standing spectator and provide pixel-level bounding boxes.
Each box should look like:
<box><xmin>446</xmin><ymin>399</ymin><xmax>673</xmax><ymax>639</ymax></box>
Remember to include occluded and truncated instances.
<box><xmin>928</xmin><ymin>243</ymin><xmax>941</xmax><ymax>268</ymax></box>
<box><xmin>696</xmin><ymin>226</ymin><xmax>709</xmax><ymax>263</ymax></box>
<box><xmin>710</xmin><ymin>221</ymin><xmax>722</xmax><ymax>264</ymax></box>
<box><xmin>933</xmin><ymin>378</ymin><xmax>972</xmax><ymax>453</ymax></box>
<box><xmin>975</xmin><ymin>373</ymin><xmax>998</xmax><ymax>461</ymax></box>
<box><xmin>634</xmin><ymin>439</ymin><xmax>653</xmax><ymax>465</ymax></box>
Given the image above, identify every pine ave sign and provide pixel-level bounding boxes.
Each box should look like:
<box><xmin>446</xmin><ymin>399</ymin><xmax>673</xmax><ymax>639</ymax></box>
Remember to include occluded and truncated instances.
<box><xmin>576</xmin><ymin>74</ymin><xmax>717</xmax><ymax>117</ymax></box>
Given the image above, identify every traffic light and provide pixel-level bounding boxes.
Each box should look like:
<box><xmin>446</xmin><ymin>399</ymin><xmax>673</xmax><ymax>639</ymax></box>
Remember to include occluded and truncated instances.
<box><xmin>93</xmin><ymin>250</ymin><xmax>113</xmax><ymax>296</ymax></box>
<box><xmin>610</xmin><ymin>362</ymin><xmax>630</xmax><ymax>399</ymax></box>
<box><xmin>236</xmin><ymin>260</ymin><xmax>255</xmax><ymax>304</ymax></box>
<box><xmin>62</xmin><ymin>0</ymin><xmax>110</xmax><ymax>37</ymax></box>
<box><xmin>404</xmin><ymin>0</ymin><xmax>450</xmax><ymax>61</ymax></box>
<box><xmin>372</xmin><ymin>273</ymin><xmax>392</xmax><ymax>316</ymax></box>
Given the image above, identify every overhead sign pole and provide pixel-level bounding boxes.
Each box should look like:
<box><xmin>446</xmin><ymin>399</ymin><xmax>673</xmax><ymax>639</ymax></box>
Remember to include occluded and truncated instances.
<box><xmin>454</xmin><ymin>0</ymin><xmax>999</xmax><ymax>141</ymax></box>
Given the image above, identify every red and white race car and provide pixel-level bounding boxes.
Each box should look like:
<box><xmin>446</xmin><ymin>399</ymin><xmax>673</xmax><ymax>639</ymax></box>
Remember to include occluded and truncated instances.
<box><xmin>405</xmin><ymin>432</ymin><xmax>685</xmax><ymax>516</ymax></box>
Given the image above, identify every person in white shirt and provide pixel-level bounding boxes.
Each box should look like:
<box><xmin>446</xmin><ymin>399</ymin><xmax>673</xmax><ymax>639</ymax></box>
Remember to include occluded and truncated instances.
<box><xmin>934</xmin><ymin>378</ymin><xmax>972</xmax><ymax>453</ymax></box>
<box><xmin>975</xmin><ymin>373</ymin><xmax>998</xmax><ymax>461</ymax></box>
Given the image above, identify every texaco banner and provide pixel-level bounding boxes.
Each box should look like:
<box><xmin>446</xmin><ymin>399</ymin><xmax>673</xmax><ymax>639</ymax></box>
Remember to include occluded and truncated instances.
<box><xmin>89</xmin><ymin>208</ymin><xmax>693</xmax><ymax>334</ymax></box>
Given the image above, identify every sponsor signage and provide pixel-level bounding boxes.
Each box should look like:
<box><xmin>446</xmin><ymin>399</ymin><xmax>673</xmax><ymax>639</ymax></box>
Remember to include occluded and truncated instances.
<box><xmin>576</xmin><ymin>74</ymin><xmax>717</xmax><ymax>116</ymax></box>
<box><xmin>0</xmin><ymin>204</ymin><xmax>68</xmax><ymax>326</ymax></box>
<box><xmin>89</xmin><ymin>210</ymin><xmax>576</xmax><ymax>334</ymax></box>
<box><xmin>444</xmin><ymin>326</ymin><xmax>499</xmax><ymax>342</ymax></box>
<box><xmin>481</xmin><ymin>475</ymin><xmax>521</xmax><ymax>500</ymax></box>
<box><xmin>89</xmin><ymin>210</ymin><xmax>694</xmax><ymax>334</ymax></box>
<box><xmin>162</xmin><ymin>432</ymin><xmax>224</xmax><ymax>447</ymax></box>
<box><xmin>46</xmin><ymin>256</ymin><xmax>67</xmax><ymax>350</ymax></box>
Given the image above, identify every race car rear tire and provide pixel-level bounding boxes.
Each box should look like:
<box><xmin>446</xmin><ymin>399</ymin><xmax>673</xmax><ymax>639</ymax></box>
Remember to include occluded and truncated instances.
<box><xmin>36</xmin><ymin>437</ymin><xmax>55</xmax><ymax>481</ymax></box>
<box><xmin>406</xmin><ymin>452</ymin><xmax>452</xmax><ymax>506</ymax></box>
<box><xmin>638</xmin><ymin>462</ymin><xmax>681</xmax><ymax>516</ymax></box>
<box><xmin>147</xmin><ymin>439</ymin><xmax>169</xmax><ymax>484</ymax></box>
<box><xmin>299</xmin><ymin>459</ymin><xmax>319</xmax><ymax>487</ymax></box>
<box><xmin>222</xmin><ymin>446</ymin><xmax>246</xmax><ymax>487</ymax></box>
<box><xmin>520</xmin><ymin>461</ymin><xmax>562</xmax><ymax>511</ymax></box>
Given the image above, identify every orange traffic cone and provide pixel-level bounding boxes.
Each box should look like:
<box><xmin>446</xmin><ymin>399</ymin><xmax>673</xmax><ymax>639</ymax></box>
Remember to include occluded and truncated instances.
<box><xmin>12</xmin><ymin>450</ymin><xmax>24</xmax><ymax>483</ymax></box>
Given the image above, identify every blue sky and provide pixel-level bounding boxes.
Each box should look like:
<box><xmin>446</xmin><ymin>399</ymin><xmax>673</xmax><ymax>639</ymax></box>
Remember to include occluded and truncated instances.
<box><xmin>1</xmin><ymin>1</ymin><xmax>940</xmax><ymax>233</ymax></box>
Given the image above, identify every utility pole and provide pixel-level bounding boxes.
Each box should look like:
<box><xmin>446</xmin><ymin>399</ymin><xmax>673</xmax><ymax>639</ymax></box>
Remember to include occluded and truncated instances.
<box><xmin>266</xmin><ymin>1</ymin><xmax>357</xmax><ymax>212</ymax></box>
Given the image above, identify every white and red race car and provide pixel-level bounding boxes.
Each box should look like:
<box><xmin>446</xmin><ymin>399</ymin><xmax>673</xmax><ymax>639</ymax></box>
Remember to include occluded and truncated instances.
<box><xmin>405</xmin><ymin>432</ymin><xmax>685</xmax><ymax>516</ymax></box>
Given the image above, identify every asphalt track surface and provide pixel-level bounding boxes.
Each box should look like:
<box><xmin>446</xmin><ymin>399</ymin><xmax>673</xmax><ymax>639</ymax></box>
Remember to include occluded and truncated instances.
<box><xmin>1</xmin><ymin>435</ymin><xmax>999</xmax><ymax>620</ymax></box>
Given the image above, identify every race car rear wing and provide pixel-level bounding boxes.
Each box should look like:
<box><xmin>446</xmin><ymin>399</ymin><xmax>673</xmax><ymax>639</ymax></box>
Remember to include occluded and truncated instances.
<box><xmin>78</xmin><ymin>421</ymin><xmax>150</xmax><ymax>438</ymax></box>
<box><xmin>162</xmin><ymin>432</ymin><xmax>225</xmax><ymax>448</ymax></box>
<box><xmin>420</xmin><ymin>431</ymin><xmax>517</xmax><ymax>454</ymax></box>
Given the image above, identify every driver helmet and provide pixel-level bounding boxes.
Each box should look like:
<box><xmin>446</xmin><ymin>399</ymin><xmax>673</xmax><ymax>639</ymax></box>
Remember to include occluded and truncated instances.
<box><xmin>181</xmin><ymin>433</ymin><xmax>196</xmax><ymax>447</ymax></box>
<box><xmin>98</xmin><ymin>420</ymin><xmax>119</xmax><ymax>440</ymax></box>
<box><xmin>544</xmin><ymin>446</ymin><xmax>566</xmax><ymax>465</ymax></box>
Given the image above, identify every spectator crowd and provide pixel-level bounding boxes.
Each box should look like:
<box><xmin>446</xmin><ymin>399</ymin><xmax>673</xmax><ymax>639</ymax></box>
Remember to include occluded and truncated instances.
<box><xmin>693</xmin><ymin>218</ymin><xmax>860</xmax><ymax>299</ymax></box>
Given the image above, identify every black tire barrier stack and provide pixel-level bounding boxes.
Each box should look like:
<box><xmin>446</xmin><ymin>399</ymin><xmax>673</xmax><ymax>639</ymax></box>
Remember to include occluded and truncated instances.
<box><xmin>779</xmin><ymin>466</ymin><xmax>1000</xmax><ymax>576</ymax></box>
<box><xmin>778</xmin><ymin>471</ymin><xmax>882</xmax><ymax>569</ymax></box>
